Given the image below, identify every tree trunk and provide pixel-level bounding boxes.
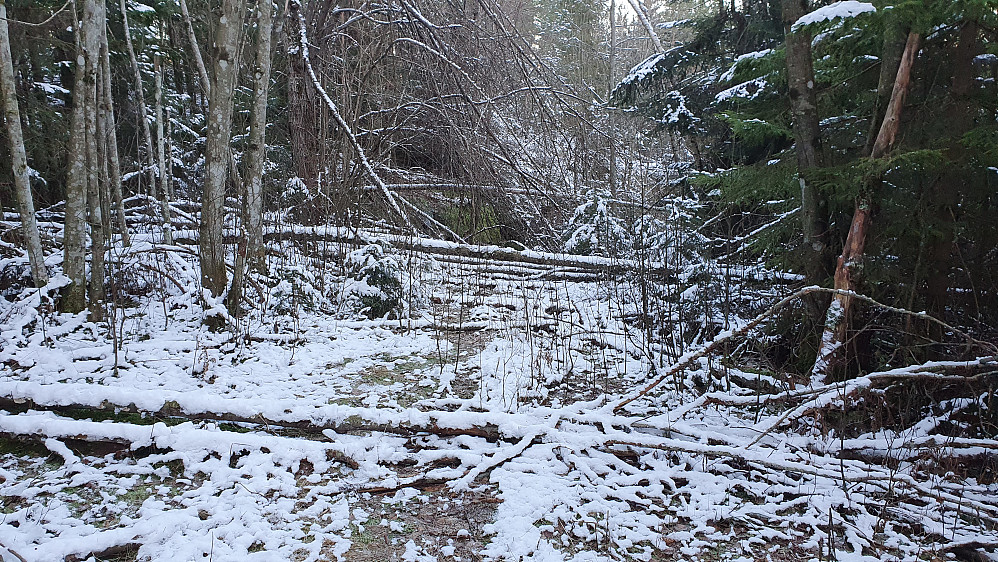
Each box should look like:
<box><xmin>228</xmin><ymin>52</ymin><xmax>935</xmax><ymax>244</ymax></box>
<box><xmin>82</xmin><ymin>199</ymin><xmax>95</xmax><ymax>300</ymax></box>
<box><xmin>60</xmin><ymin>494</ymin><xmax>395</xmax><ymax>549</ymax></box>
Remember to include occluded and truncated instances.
<box><xmin>228</xmin><ymin>0</ymin><xmax>275</xmax><ymax>317</ymax></box>
<box><xmin>62</xmin><ymin>0</ymin><xmax>88</xmax><ymax>312</ymax></box>
<box><xmin>81</xmin><ymin>0</ymin><xmax>105</xmax><ymax>321</ymax></box>
<box><xmin>178</xmin><ymin>0</ymin><xmax>210</xmax><ymax>107</ymax></box>
<box><xmin>287</xmin><ymin>45</ymin><xmax>323</xmax><ymax>191</ymax></box>
<box><xmin>244</xmin><ymin>0</ymin><xmax>273</xmax><ymax>269</ymax></box>
<box><xmin>782</xmin><ymin>0</ymin><xmax>830</xmax><ymax>320</ymax></box>
<box><xmin>119</xmin><ymin>0</ymin><xmax>157</xmax><ymax>200</ymax></box>
<box><xmin>0</xmin><ymin>0</ymin><xmax>49</xmax><ymax>289</ymax></box>
<box><xmin>201</xmin><ymin>0</ymin><xmax>245</xmax><ymax>326</ymax></box>
<box><xmin>864</xmin><ymin>7</ymin><xmax>905</xmax><ymax>154</ymax></box>
<box><xmin>99</xmin><ymin>16</ymin><xmax>128</xmax><ymax>247</ymax></box>
<box><xmin>154</xmin><ymin>52</ymin><xmax>173</xmax><ymax>245</ymax></box>
<box><xmin>813</xmin><ymin>31</ymin><xmax>921</xmax><ymax>381</ymax></box>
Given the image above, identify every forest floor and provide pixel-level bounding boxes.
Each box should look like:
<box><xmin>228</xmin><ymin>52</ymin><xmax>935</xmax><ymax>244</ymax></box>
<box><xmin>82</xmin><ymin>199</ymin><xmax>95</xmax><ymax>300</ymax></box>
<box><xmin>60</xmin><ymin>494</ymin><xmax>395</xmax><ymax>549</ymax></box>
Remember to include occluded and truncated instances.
<box><xmin>1</xmin><ymin>231</ymin><xmax>997</xmax><ymax>562</ymax></box>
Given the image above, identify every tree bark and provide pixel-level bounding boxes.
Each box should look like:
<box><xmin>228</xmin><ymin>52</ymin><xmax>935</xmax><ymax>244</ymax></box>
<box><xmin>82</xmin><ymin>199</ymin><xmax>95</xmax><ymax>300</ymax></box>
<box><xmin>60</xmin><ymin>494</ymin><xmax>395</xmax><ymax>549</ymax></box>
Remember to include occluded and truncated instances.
<box><xmin>201</xmin><ymin>0</ymin><xmax>245</xmax><ymax>326</ymax></box>
<box><xmin>782</xmin><ymin>0</ymin><xmax>830</xmax><ymax>319</ymax></box>
<box><xmin>864</xmin><ymin>6</ymin><xmax>905</xmax><ymax>154</ymax></box>
<box><xmin>81</xmin><ymin>0</ymin><xmax>105</xmax><ymax>321</ymax></box>
<box><xmin>813</xmin><ymin>31</ymin><xmax>921</xmax><ymax>380</ymax></box>
<box><xmin>62</xmin><ymin>0</ymin><xmax>88</xmax><ymax>312</ymax></box>
<box><xmin>0</xmin><ymin>0</ymin><xmax>49</xmax><ymax>289</ymax></box>
<box><xmin>229</xmin><ymin>0</ymin><xmax>274</xmax><ymax>316</ymax></box>
<box><xmin>245</xmin><ymin>0</ymin><xmax>272</xmax><ymax>271</ymax></box>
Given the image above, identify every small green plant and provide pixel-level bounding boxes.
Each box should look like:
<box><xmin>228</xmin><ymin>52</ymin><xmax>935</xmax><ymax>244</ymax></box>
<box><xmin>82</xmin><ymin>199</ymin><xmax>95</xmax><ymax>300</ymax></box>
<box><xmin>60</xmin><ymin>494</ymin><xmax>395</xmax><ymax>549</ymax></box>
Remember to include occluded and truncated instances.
<box><xmin>268</xmin><ymin>264</ymin><xmax>323</xmax><ymax>317</ymax></box>
<box><xmin>563</xmin><ymin>196</ymin><xmax>631</xmax><ymax>257</ymax></box>
<box><xmin>344</xmin><ymin>243</ymin><xmax>403</xmax><ymax>319</ymax></box>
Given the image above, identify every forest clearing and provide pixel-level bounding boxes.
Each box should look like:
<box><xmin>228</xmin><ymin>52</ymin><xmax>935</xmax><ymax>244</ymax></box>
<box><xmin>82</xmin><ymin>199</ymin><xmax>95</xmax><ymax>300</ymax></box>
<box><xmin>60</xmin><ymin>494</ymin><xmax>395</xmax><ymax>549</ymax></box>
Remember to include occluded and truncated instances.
<box><xmin>1</xmin><ymin>0</ymin><xmax>997</xmax><ymax>560</ymax></box>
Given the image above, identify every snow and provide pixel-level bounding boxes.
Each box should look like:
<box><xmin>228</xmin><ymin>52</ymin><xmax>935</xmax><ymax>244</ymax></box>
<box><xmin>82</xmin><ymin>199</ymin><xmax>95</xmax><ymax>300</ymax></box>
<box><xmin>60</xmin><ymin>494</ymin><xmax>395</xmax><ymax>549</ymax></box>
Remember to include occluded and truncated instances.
<box><xmin>792</xmin><ymin>1</ymin><xmax>876</xmax><ymax>32</ymax></box>
<box><xmin>617</xmin><ymin>52</ymin><xmax>667</xmax><ymax>89</ymax></box>
<box><xmin>127</xmin><ymin>0</ymin><xmax>155</xmax><ymax>13</ymax></box>
<box><xmin>718</xmin><ymin>48</ymin><xmax>774</xmax><ymax>84</ymax></box>
<box><xmin>2</xmin><ymin>223</ymin><xmax>997</xmax><ymax>561</ymax></box>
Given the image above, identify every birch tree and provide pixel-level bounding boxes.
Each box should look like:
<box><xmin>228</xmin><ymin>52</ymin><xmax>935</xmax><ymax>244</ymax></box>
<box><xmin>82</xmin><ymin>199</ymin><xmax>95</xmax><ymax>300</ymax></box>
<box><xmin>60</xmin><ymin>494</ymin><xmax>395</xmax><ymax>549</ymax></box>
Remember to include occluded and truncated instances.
<box><xmin>201</xmin><ymin>0</ymin><xmax>245</xmax><ymax>323</ymax></box>
<box><xmin>99</xmin><ymin>13</ymin><xmax>128</xmax><ymax>246</ymax></box>
<box><xmin>154</xmin><ymin>51</ymin><xmax>173</xmax><ymax>245</ymax></box>
<box><xmin>0</xmin><ymin>0</ymin><xmax>49</xmax><ymax>289</ymax></box>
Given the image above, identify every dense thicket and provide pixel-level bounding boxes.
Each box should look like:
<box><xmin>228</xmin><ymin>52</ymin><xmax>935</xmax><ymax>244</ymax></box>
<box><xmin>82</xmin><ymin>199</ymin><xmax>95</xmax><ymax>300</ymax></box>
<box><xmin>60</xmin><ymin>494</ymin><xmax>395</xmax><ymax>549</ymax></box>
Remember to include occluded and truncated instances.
<box><xmin>614</xmin><ymin>0</ymin><xmax>998</xmax><ymax>376</ymax></box>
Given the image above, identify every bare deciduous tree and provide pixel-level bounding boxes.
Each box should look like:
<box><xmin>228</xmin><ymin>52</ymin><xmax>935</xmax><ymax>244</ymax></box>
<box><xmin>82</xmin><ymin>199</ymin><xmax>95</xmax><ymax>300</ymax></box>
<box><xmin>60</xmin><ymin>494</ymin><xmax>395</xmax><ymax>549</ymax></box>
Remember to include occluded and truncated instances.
<box><xmin>201</xmin><ymin>0</ymin><xmax>245</xmax><ymax>325</ymax></box>
<box><xmin>0</xmin><ymin>0</ymin><xmax>49</xmax><ymax>289</ymax></box>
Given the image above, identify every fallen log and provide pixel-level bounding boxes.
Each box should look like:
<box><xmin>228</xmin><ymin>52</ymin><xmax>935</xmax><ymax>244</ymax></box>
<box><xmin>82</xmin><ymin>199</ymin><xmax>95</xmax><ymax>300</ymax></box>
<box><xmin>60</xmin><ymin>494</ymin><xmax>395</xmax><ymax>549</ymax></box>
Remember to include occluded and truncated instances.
<box><xmin>0</xmin><ymin>393</ymin><xmax>506</xmax><ymax>442</ymax></box>
<box><xmin>170</xmin><ymin>226</ymin><xmax>672</xmax><ymax>277</ymax></box>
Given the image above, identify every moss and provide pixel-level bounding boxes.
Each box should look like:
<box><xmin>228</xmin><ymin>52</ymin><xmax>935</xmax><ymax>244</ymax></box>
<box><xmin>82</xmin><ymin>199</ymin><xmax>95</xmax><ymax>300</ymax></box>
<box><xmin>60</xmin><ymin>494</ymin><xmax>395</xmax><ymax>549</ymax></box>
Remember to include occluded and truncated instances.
<box><xmin>0</xmin><ymin>436</ymin><xmax>50</xmax><ymax>457</ymax></box>
<box><xmin>439</xmin><ymin>202</ymin><xmax>502</xmax><ymax>245</ymax></box>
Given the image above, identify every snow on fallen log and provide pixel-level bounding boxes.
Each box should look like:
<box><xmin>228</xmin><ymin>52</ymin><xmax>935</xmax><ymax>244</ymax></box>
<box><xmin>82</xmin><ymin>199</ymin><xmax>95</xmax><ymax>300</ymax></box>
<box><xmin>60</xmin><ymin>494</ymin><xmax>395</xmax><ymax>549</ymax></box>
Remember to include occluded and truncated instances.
<box><xmin>0</xmin><ymin>380</ymin><xmax>559</xmax><ymax>442</ymax></box>
<box><xmin>170</xmin><ymin>225</ymin><xmax>671</xmax><ymax>276</ymax></box>
<box><xmin>0</xmin><ymin>411</ymin><xmax>360</xmax><ymax>470</ymax></box>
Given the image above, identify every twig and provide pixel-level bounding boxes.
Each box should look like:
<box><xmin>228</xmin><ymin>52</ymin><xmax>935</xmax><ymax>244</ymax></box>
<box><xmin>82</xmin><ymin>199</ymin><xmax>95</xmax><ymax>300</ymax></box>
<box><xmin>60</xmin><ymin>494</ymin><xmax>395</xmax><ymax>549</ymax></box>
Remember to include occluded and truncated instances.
<box><xmin>0</xmin><ymin>0</ymin><xmax>71</xmax><ymax>27</ymax></box>
<box><xmin>0</xmin><ymin>542</ymin><xmax>28</xmax><ymax>562</ymax></box>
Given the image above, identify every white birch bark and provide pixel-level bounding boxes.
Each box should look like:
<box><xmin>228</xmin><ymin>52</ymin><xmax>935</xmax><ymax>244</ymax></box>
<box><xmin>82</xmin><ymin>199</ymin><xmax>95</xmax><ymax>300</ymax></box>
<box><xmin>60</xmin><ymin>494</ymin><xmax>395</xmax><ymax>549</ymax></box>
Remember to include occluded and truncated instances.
<box><xmin>0</xmin><ymin>0</ymin><xmax>48</xmax><ymax>288</ymax></box>
<box><xmin>625</xmin><ymin>0</ymin><xmax>663</xmax><ymax>53</ymax></box>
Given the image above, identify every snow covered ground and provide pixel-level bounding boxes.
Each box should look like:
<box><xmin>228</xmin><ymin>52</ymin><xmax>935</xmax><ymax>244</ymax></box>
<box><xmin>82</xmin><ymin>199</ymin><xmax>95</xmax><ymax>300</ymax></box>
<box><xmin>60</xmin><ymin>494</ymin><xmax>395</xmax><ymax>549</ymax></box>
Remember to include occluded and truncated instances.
<box><xmin>1</xmin><ymin>234</ymin><xmax>997</xmax><ymax>561</ymax></box>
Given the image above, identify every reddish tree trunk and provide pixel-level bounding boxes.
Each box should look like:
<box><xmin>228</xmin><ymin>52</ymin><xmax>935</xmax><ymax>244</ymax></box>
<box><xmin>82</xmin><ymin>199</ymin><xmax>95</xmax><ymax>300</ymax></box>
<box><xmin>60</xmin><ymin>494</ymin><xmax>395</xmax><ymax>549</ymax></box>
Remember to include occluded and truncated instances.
<box><xmin>813</xmin><ymin>32</ymin><xmax>921</xmax><ymax>380</ymax></box>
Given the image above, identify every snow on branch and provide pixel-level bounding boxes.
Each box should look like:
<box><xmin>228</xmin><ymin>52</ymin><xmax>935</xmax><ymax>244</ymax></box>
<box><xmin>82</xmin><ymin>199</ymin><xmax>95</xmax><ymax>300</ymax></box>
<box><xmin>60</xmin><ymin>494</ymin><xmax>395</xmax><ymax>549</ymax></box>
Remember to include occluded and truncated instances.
<box><xmin>791</xmin><ymin>1</ymin><xmax>876</xmax><ymax>32</ymax></box>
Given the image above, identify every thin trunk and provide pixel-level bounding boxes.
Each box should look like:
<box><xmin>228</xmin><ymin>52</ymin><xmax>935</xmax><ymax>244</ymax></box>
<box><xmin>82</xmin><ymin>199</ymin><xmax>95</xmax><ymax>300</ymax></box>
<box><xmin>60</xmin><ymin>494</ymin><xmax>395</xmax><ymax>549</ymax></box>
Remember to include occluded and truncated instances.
<box><xmin>201</xmin><ymin>0</ymin><xmax>245</xmax><ymax>326</ymax></box>
<box><xmin>0</xmin><ymin>0</ymin><xmax>48</xmax><ymax>288</ymax></box>
<box><xmin>624</xmin><ymin>0</ymin><xmax>663</xmax><ymax>52</ymax></box>
<box><xmin>782</xmin><ymin>0</ymin><xmax>830</xmax><ymax>319</ymax></box>
<box><xmin>813</xmin><ymin>31</ymin><xmax>921</xmax><ymax>380</ymax></box>
<box><xmin>99</xmin><ymin>16</ymin><xmax>128</xmax><ymax>246</ymax></box>
<box><xmin>179</xmin><ymin>0</ymin><xmax>210</xmax><ymax>104</ymax></box>
<box><xmin>864</xmin><ymin>6</ymin><xmax>905</xmax><ymax>154</ymax></box>
<box><xmin>154</xmin><ymin>53</ymin><xmax>173</xmax><ymax>245</ymax></box>
<box><xmin>165</xmin><ymin>105</ymin><xmax>175</xmax><ymax>218</ymax></box>
<box><xmin>63</xmin><ymin>0</ymin><xmax>87</xmax><ymax>312</ymax></box>
<box><xmin>229</xmin><ymin>0</ymin><xmax>275</xmax><ymax>316</ymax></box>
<box><xmin>246</xmin><ymin>0</ymin><xmax>272</xmax><ymax>269</ymax></box>
<box><xmin>119</xmin><ymin>0</ymin><xmax>157</xmax><ymax>200</ymax></box>
<box><xmin>82</xmin><ymin>0</ymin><xmax>105</xmax><ymax>320</ymax></box>
<box><xmin>608</xmin><ymin>0</ymin><xmax>617</xmax><ymax>199</ymax></box>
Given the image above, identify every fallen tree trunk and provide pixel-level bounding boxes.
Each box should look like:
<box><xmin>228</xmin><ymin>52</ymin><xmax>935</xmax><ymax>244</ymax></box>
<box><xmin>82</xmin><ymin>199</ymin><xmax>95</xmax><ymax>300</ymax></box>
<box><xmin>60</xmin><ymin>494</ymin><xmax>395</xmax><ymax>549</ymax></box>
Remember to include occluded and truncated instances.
<box><xmin>0</xmin><ymin>394</ymin><xmax>506</xmax><ymax>442</ymax></box>
<box><xmin>170</xmin><ymin>226</ymin><xmax>672</xmax><ymax>277</ymax></box>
